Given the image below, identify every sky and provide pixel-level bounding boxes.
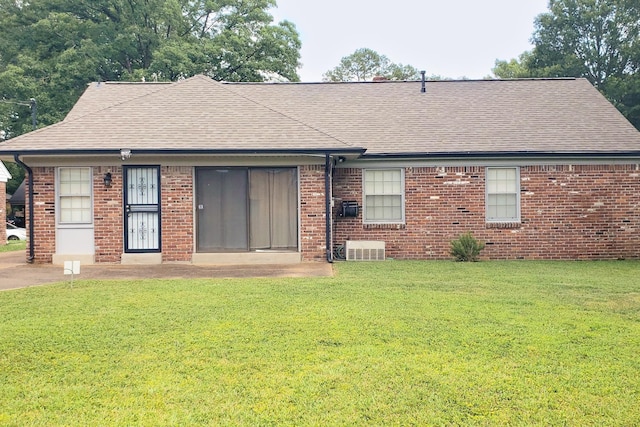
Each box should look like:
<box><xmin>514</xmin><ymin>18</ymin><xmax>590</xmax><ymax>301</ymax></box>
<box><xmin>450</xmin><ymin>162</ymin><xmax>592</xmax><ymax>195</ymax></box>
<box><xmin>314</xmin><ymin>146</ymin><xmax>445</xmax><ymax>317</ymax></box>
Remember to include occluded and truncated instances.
<box><xmin>270</xmin><ymin>0</ymin><xmax>550</xmax><ymax>82</ymax></box>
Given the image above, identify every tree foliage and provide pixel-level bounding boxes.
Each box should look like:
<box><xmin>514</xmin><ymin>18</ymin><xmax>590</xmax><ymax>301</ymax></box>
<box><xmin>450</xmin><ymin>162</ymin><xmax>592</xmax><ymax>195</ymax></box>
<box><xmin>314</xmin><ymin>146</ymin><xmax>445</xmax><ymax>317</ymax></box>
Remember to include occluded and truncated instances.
<box><xmin>322</xmin><ymin>48</ymin><xmax>420</xmax><ymax>82</ymax></box>
<box><xmin>0</xmin><ymin>0</ymin><xmax>301</xmax><ymax>138</ymax></box>
<box><xmin>493</xmin><ymin>0</ymin><xmax>640</xmax><ymax>129</ymax></box>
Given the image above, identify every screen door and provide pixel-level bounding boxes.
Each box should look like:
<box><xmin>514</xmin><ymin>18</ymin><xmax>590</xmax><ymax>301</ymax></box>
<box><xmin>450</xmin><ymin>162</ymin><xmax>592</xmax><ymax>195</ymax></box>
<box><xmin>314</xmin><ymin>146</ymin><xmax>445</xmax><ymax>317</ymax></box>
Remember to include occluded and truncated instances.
<box><xmin>124</xmin><ymin>166</ymin><xmax>161</xmax><ymax>252</ymax></box>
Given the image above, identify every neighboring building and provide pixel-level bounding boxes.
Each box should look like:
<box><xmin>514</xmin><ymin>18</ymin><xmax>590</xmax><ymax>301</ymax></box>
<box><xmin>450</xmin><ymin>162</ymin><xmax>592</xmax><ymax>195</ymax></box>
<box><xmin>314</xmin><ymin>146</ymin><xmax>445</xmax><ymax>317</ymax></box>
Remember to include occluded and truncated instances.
<box><xmin>7</xmin><ymin>179</ymin><xmax>25</xmax><ymax>227</ymax></box>
<box><xmin>1</xmin><ymin>161</ymin><xmax>11</xmax><ymax>243</ymax></box>
<box><xmin>0</xmin><ymin>75</ymin><xmax>638</xmax><ymax>264</ymax></box>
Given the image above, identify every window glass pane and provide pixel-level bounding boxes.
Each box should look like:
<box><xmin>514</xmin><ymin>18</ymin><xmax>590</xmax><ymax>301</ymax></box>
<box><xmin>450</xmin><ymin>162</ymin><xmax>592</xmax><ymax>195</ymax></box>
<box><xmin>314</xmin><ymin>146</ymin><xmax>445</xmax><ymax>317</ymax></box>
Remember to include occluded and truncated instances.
<box><xmin>59</xmin><ymin>167</ymin><xmax>92</xmax><ymax>223</ymax></box>
<box><xmin>365</xmin><ymin>195</ymin><xmax>402</xmax><ymax>221</ymax></box>
<box><xmin>364</xmin><ymin>169</ymin><xmax>404</xmax><ymax>222</ymax></box>
<box><xmin>487</xmin><ymin>167</ymin><xmax>519</xmax><ymax>222</ymax></box>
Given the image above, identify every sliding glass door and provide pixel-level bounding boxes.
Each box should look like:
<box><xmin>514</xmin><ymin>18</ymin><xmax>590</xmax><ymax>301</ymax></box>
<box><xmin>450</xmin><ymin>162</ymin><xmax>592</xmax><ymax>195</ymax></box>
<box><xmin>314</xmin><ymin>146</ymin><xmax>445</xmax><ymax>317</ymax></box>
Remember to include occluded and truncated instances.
<box><xmin>196</xmin><ymin>168</ymin><xmax>297</xmax><ymax>252</ymax></box>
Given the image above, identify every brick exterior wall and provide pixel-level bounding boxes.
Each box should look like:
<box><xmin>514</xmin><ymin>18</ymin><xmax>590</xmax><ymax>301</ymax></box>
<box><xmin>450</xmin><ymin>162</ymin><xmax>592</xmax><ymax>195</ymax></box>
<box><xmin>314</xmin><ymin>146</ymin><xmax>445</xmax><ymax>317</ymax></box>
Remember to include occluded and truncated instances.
<box><xmin>27</xmin><ymin>164</ymin><xmax>329</xmax><ymax>264</ymax></box>
<box><xmin>27</xmin><ymin>167</ymin><xmax>56</xmax><ymax>263</ymax></box>
<box><xmin>161</xmin><ymin>166</ymin><xmax>194</xmax><ymax>262</ymax></box>
<box><xmin>30</xmin><ymin>162</ymin><xmax>637</xmax><ymax>263</ymax></box>
<box><xmin>333</xmin><ymin>164</ymin><xmax>640</xmax><ymax>260</ymax></box>
<box><xmin>299</xmin><ymin>164</ymin><xmax>328</xmax><ymax>261</ymax></box>
<box><xmin>94</xmin><ymin>166</ymin><xmax>123</xmax><ymax>263</ymax></box>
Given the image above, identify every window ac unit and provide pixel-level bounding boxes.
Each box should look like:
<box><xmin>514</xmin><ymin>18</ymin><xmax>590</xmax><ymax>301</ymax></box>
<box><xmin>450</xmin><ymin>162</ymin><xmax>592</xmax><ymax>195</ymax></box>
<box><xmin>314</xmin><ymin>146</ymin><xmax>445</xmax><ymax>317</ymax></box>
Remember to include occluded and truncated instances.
<box><xmin>345</xmin><ymin>240</ymin><xmax>385</xmax><ymax>261</ymax></box>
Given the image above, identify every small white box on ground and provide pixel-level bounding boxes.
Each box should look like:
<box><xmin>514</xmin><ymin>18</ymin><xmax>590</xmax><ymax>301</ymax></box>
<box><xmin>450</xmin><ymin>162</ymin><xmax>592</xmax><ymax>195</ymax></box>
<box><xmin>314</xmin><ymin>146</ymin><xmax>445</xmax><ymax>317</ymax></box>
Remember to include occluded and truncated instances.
<box><xmin>64</xmin><ymin>260</ymin><xmax>81</xmax><ymax>275</ymax></box>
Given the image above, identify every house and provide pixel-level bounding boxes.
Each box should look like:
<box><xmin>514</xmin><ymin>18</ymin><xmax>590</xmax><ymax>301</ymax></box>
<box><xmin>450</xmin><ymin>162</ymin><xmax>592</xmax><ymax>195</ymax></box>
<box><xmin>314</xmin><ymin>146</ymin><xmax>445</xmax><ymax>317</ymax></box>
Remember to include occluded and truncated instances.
<box><xmin>6</xmin><ymin>179</ymin><xmax>25</xmax><ymax>227</ymax></box>
<box><xmin>1</xmin><ymin>161</ymin><xmax>10</xmax><ymax>241</ymax></box>
<box><xmin>0</xmin><ymin>75</ymin><xmax>639</xmax><ymax>264</ymax></box>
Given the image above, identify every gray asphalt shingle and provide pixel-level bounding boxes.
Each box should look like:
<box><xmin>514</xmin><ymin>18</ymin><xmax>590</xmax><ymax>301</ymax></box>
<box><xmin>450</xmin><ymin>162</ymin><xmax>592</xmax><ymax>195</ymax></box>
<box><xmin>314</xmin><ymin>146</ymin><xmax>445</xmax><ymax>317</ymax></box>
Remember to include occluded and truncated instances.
<box><xmin>1</xmin><ymin>75</ymin><xmax>639</xmax><ymax>156</ymax></box>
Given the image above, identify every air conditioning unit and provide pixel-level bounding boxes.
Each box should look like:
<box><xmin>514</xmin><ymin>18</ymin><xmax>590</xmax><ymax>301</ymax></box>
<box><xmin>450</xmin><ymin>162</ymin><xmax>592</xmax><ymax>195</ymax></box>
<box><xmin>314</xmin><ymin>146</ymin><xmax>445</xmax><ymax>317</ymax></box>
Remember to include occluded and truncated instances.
<box><xmin>345</xmin><ymin>240</ymin><xmax>385</xmax><ymax>261</ymax></box>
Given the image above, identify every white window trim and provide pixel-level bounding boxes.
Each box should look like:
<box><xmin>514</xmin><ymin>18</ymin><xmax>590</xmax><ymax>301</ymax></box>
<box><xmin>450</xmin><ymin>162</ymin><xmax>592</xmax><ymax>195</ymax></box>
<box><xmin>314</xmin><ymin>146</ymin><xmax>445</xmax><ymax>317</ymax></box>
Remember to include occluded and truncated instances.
<box><xmin>362</xmin><ymin>168</ymin><xmax>405</xmax><ymax>224</ymax></box>
<box><xmin>485</xmin><ymin>166</ymin><xmax>521</xmax><ymax>223</ymax></box>
<box><xmin>57</xmin><ymin>167</ymin><xmax>94</xmax><ymax>226</ymax></box>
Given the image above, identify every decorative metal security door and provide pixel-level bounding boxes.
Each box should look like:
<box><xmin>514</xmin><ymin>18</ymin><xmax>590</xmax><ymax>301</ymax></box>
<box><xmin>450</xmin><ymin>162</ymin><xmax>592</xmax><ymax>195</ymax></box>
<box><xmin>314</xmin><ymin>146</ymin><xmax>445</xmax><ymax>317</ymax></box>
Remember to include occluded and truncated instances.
<box><xmin>124</xmin><ymin>166</ymin><xmax>161</xmax><ymax>252</ymax></box>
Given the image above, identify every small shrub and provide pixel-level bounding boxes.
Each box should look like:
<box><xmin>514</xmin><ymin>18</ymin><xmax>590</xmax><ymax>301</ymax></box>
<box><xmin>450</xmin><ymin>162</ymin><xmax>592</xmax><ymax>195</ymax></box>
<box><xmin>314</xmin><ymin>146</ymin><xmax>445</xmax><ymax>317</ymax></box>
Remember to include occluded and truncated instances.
<box><xmin>450</xmin><ymin>232</ymin><xmax>485</xmax><ymax>262</ymax></box>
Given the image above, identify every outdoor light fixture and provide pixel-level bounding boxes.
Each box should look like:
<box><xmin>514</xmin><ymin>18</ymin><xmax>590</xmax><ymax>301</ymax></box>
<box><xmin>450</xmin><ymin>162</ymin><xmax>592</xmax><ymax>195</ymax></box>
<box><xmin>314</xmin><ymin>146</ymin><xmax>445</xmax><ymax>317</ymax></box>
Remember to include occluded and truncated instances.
<box><xmin>120</xmin><ymin>148</ymin><xmax>132</xmax><ymax>160</ymax></box>
<box><xmin>103</xmin><ymin>172</ymin><xmax>112</xmax><ymax>187</ymax></box>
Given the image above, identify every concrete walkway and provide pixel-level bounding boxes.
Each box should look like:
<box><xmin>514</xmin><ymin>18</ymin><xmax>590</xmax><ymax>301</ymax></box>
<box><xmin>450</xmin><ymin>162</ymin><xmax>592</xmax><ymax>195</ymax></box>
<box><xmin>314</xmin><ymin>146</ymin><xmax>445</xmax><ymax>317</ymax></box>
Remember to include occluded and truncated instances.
<box><xmin>0</xmin><ymin>250</ymin><xmax>334</xmax><ymax>291</ymax></box>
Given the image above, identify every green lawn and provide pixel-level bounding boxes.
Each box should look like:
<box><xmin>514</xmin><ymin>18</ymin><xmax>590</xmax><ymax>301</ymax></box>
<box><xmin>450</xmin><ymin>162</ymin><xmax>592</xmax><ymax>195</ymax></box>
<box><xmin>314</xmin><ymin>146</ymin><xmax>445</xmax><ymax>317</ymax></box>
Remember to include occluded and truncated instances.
<box><xmin>0</xmin><ymin>241</ymin><xmax>26</xmax><ymax>253</ymax></box>
<box><xmin>1</xmin><ymin>261</ymin><xmax>639</xmax><ymax>426</ymax></box>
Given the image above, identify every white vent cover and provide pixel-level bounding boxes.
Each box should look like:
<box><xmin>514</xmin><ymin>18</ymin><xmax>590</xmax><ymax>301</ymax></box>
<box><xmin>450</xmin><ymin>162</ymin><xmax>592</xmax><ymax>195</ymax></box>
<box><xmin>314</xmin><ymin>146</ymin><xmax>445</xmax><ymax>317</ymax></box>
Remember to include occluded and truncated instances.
<box><xmin>345</xmin><ymin>240</ymin><xmax>385</xmax><ymax>261</ymax></box>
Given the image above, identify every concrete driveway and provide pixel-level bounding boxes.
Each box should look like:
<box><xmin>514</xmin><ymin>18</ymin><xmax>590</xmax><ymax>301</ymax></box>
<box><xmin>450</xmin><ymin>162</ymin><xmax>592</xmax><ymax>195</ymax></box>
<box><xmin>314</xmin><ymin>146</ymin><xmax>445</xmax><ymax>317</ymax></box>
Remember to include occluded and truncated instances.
<box><xmin>0</xmin><ymin>250</ymin><xmax>334</xmax><ymax>291</ymax></box>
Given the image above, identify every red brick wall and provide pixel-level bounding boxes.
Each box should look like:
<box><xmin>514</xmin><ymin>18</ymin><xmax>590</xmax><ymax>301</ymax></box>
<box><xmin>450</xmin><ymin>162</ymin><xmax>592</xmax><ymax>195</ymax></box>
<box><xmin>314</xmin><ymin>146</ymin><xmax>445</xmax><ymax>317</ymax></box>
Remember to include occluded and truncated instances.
<box><xmin>28</xmin><ymin>167</ymin><xmax>56</xmax><ymax>263</ymax></box>
<box><xmin>333</xmin><ymin>165</ymin><xmax>640</xmax><ymax>260</ymax></box>
<box><xmin>94</xmin><ymin>166</ymin><xmax>123</xmax><ymax>263</ymax></box>
<box><xmin>161</xmin><ymin>166</ymin><xmax>193</xmax><ymax>262</ymax></box>
<box><xmin>299</xmin><ymin>164</ymin><xmax>328</xmax><ymax>261</ymax></box>
<box><xmin>29</xmin><ymin>164</ymin><xmax>330</xmax><ymax>264</ymax></box>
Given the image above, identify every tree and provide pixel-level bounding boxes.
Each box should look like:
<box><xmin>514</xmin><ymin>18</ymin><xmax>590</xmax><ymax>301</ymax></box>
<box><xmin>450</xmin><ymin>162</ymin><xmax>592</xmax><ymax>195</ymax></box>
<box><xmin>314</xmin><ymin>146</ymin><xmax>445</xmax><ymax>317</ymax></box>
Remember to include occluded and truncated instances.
<box><xmin>0</xmin><ymin>0</ymin><xmax>302</xmax><ymax>138</ymax></box>
<box><xmin>492</xmin><ymin>52</ymin><xmax>536</xmax><ymax>79</ymax></box>
<box><xmin>322</xmin><ymin>48</ymin><xmax>420</xmax><ymax>82</ymax></box>
<box><xmin>492</xmin><ymin>0</ymin><xmax>640</xmax><ymax>129</ymax></box>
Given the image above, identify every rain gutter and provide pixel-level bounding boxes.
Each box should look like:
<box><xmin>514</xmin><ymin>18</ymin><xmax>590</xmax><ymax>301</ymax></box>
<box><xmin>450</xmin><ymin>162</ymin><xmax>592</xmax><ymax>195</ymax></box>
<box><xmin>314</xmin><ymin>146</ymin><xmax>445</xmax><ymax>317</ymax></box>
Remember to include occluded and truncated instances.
<box><xmin>13</xmin><ymin>154</ymin><xmax>34</xmax><ymax>263</ymax></box>
<box><xmin>0</xmin><ymin>148</ymin><xmax>366</xmax><ymax>157</ymax></box>
<box><xmin>360</xmin><ymin>151</ymin><xmax>640</xmax><ymax>159</ymax></box>
<box><xmin>325</xmin><ymin>153</ymin><xmax>333</xmax><ymax>263</ymax></box>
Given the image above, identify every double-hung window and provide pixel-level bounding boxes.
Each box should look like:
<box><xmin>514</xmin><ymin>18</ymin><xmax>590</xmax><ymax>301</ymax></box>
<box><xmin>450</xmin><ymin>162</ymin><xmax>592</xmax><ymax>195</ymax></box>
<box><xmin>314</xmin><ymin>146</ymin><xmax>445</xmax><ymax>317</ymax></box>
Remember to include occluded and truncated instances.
<box><xmin>486</xmin><ymin>167</ymin><xmax>520</xmax><ymax>222</ymax></box>
<box><xmin>58</xmin><ymin>167</ymin><xmax>92</xmax><ymax>224</ymax></box>
<box><xmin>363</xmin><ymin>168</ymin><xmax>404</xmax><ymax>223</ymax></box>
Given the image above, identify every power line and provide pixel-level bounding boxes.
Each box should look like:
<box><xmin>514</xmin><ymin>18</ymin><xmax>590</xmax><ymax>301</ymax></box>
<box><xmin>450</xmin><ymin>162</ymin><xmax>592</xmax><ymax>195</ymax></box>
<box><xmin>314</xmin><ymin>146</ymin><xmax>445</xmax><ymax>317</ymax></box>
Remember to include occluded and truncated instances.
<box><xmin>0</xmin><ymin>98</ymin><xmax>37</xmax><ymax>130</ymax></box>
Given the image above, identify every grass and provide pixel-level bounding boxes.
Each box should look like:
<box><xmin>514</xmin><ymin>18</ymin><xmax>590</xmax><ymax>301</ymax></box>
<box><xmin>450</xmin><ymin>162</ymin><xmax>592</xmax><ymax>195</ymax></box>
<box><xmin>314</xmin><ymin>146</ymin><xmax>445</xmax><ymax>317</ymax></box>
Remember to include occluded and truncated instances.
<box><xmin>0</xmin><ymin>240</ymin><xmax>26</xmax><ymax>253</ymax></box>
<box><xmin>0</xmin><ymin>261</ymin><xmax>639</xmax><ymax>426</ymax></box>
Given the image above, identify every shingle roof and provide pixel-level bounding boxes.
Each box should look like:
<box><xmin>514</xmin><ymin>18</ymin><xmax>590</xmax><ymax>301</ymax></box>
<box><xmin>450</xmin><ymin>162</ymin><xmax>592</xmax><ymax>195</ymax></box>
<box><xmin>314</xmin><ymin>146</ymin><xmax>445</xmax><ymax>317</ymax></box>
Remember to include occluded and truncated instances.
<box><xmin>227</xmin><ymin>77</ymin><xmax>640</xmax><ymax>155</ymax></box>
<box><xmin>1</xmin><ymin>75</ymin><xmax>639</xmax><ymax>157</ymax></box>
<box><xmin>63</xmin><ymin>80</ymin><xmax>171</xmax><ymax>121</ymax></box>
<box><xmin>0</xmin><ymin>75</ymin><xmax>359</xmax><ymax>153</ymax></box>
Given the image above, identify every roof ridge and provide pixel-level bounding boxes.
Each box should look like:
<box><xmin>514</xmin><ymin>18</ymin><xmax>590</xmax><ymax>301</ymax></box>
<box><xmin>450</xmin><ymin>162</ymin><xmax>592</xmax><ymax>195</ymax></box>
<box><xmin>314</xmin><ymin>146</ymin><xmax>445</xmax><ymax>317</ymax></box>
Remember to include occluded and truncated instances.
<box><xmin>63</xmin><ymin>80</ymin><xmax>177</xmax><ymax>123</ymax></box>
<box><xmin>100</xmin><ymin>81</ymin><xmax>172</xmax><ymax>85</ymax></box>
<box><xmin>226</xmin><ymin>77</ymin><xmax>580</xmax><ymax>86</ymax></box>
<box><xmin>5</xmin><ymin>79</ymin><xmax>184</xmax><ymax>144</ymax></box>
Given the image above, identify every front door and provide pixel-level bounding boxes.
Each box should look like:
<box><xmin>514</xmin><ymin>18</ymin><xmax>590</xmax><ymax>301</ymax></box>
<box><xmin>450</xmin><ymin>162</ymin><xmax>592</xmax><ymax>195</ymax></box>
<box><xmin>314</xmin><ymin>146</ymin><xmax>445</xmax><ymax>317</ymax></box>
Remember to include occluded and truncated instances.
<box><xmin>124</xmin><ymin>166</ymin><xmax>161</xmax><ymax>252</ymax></box>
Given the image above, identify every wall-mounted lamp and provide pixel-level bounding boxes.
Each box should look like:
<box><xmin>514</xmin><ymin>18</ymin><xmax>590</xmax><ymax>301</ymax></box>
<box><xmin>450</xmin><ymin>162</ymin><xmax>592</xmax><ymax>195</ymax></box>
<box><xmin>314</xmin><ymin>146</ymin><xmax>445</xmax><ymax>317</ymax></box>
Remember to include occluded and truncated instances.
<box><xmin>103</xmin><ymin>172</ymin><xmax>112</xmax><ymax>187</ymax></box>
<box><xmin>337</xmin><ymin>156</ymin><xmax>346</xmax><ymax>163</ymax></box>
<box><xmin>120</xmin><ymin>148</ymin><xmax>132</xmax><ymax>161</ymax></box>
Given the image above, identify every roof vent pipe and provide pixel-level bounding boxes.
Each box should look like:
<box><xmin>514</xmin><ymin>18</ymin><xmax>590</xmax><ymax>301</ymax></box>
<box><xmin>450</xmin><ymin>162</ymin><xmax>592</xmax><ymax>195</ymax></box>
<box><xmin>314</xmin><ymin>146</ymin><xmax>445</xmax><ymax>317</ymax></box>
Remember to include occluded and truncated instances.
<box><xmin>421</xmin><ymin>71</ymin><xmax>426</xmax><ymax>93</ymax></box>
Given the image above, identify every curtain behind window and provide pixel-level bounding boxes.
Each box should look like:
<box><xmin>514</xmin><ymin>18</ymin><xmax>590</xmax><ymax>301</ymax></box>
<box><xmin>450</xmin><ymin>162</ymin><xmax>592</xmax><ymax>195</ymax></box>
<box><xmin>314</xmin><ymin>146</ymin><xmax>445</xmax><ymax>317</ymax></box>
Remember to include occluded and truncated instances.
<box><xmin>250</xmin><ymin>169</ymin><xmax>297</xmax><ymax>250</ymax></box>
